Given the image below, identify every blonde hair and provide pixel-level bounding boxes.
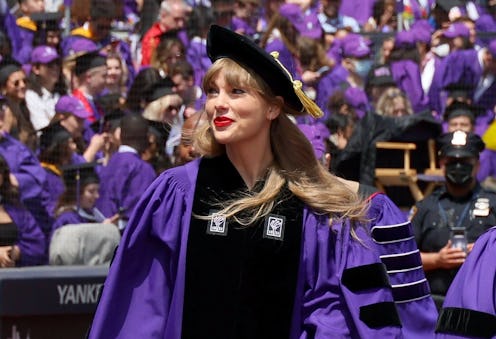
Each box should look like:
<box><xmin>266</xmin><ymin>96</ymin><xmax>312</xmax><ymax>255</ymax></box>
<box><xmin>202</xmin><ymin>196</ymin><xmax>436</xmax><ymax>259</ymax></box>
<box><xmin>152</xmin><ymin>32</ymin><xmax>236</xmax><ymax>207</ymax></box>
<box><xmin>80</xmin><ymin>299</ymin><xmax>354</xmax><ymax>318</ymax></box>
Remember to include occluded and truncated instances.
<box><xmin>376</xmin><ymin>87</ymin><xmax>413</xmax><ymax>117</ymax></box>
<box><xmin>194</xmin><ymin>58</ymin><xmax>367</xmax><ymax>227</ymax></box>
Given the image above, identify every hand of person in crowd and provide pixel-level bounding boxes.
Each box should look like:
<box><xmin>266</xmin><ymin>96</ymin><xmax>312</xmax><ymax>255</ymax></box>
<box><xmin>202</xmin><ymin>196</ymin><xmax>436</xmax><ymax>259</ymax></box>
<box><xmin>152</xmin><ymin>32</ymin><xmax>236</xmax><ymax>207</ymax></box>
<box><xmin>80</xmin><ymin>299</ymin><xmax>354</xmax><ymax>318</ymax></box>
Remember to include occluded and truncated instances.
<box><xmin>301</xmin><ymin>70</ymin><xmax>321</xmax><ymax>85</ymax></box>
<box><xmin>466</xmin><ymin>242</ymin><xmax>475</xmax><ymax>253</ymax></box>
<box><xmin>162</xmin><ymin>94</ymin><xmax>183</xmax><ymax>123</ymax></box>
<box><xmin>103</xmin><ymin>213</ymin><xmax>120</xmax><ymax>226</ymax></box>
<box><xmin>9</xmin><ymin>173</ymin><xmax>18</xmax><ymax>187</ymax></box>
<box><xmin>84</xmin><ymin>132</ymin><xmax>108</xmax><ymax>162</ymax></box>
<box><xmin>437</xmin><ymin>240</ymin><xmax>466</xmax><ymax>269</ymax></box>
<box><xmin>0</xmin><ymin>245</ymin><xmax>15</xmax><ymax>268</ymax></box>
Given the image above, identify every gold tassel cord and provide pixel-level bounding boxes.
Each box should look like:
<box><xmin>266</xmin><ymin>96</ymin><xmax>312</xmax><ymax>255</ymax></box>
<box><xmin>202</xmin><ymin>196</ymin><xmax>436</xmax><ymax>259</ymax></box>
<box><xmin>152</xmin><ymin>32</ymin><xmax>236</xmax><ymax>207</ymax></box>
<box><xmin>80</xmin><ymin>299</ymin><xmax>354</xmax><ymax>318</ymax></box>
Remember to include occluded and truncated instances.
<box><xmin>269</xmin><ymin>51</ymin><xmax>324</xmax><ymax>118</ymax></box>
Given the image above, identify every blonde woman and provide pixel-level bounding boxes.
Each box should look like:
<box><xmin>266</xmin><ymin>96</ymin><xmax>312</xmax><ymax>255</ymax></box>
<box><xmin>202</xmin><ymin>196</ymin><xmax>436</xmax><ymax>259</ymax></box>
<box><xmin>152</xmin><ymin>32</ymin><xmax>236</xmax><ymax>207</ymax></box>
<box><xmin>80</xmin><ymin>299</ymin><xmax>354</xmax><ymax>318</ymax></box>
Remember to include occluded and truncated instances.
<box><xmin>89</xmin><ymin>25</ymin><xmax>403</xmax><ymax>338</ymax></box>
<box><xmin>376</xmin><ymin>87</ymin><xmax>414</xmax><ymax>117</ymax></box>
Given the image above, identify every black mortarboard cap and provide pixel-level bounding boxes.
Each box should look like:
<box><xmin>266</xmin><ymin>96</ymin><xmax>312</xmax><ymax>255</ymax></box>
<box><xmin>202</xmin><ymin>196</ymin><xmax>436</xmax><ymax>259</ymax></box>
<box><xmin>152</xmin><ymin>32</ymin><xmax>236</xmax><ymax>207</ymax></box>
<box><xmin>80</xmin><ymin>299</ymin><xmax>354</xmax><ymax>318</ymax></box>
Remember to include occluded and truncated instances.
<box><xmin>444</xmin><ymin>82</ymin><xmax>474</xmax><ymax>100</ymax></box>
<box><xmin>30</xmin><ymin>11</ymin><xmax>62</xmax><ymax>31</ymax></box>
<box><xmin>74</xmin><ymin>51</ymin><xmax>107</xmax><ymax>76</ymax></box>
<box><xmin>146</xmin><ymin>119</ymin><xmax>171</xmax><ymax>145</ymax></box>
<box><xmin>443</xmin><ymin>101</ymin><xmax>481</xmax><ymax>122</ymax></box>
<box><xmin>438</xmin><ymin>130</ymin><xmax>485</xmax><ymax>158</ymax></box>
<box><xmin>206</xmin><ymin>24</ymin><xmax>323</xmax><ymax>117</ymax></box>
<box><xmin>39</xmin><ymin>122</ymin><xmax>72</xmax><ymax>151</ymax></box>
<box><xmin>147</xmin><ymin>77</ymin><xmax>176</xmax><ymax>103</ymax></box>
<box><xmin>0</xmin><ymin>57</ymin><xmax>21</xmax><ymax>86</ymax></box>
<box><xmin>90</xmin><ymin>108</ymin><xmax>126</xmax><ymax>133</ymax></box>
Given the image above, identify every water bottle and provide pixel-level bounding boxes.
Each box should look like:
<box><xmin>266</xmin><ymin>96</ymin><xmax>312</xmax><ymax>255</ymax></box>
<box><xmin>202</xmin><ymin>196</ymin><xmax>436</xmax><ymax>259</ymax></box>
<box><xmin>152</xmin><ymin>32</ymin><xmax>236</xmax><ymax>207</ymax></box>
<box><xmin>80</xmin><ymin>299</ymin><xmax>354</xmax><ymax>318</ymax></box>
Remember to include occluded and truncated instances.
<box><xmin>450</xmin><ymin>227</ymin><xmax>468</xmax><ymax>253</ymax></box>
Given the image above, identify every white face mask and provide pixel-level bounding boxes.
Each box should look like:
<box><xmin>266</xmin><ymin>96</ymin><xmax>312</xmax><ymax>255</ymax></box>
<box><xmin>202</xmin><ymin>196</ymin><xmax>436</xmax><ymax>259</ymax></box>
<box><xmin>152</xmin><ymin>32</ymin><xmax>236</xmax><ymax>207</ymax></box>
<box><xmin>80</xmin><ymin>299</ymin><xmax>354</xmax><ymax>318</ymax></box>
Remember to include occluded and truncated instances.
<box><xmin>432</xmin><ymin>43</ymin><xmax>450</xmax><ymax>58</ymax></box>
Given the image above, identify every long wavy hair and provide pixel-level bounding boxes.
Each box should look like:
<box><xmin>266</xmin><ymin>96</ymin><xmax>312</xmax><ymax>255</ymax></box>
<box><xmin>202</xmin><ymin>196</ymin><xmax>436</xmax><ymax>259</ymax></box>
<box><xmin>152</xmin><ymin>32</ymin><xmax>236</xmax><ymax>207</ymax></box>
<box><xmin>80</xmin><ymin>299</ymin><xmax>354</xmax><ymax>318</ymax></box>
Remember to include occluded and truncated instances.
<box><xmin>194</xmin><ymin>58</ymin><xmax>367</xmax><ymax>228</ymax></box>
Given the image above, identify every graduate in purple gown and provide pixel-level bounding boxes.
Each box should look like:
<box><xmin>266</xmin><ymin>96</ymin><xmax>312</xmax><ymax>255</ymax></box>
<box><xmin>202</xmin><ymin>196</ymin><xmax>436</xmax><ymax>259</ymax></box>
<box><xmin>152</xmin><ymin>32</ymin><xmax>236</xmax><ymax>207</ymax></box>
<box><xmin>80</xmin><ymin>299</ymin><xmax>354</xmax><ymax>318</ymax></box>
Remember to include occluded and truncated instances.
<box><xmin>0</xmin><ymin>96</ymin><xmax>53</xmax><ymax>236</ymax></box>
<box><xmin>434</xmin><ymin>226</ymin><xmax>496</xmax><ymax>338</ymax></box>
<box><xmin>52</xmin><ymin>162</ymin><xmax>115</xmax><ymax>238</ymax></box>
<box><xmin>389</xmin><ymin>30</ymin><xmax>429</xmax><ymax>113</ymax></box>
<box><xmin>0</xmin><ymin>154</ymin><xmax>46</xmax><ymax>267</ymax></box>
<box><xmin>96</xmin><ymin>114</ymin><xmax>156</xmax><ymax>231</ymax></box>
<box><xmin>38</xmin><ymin>122</ymin><xmax>75</xmax><ymax>217</ymax></box>
<box><xmin>89</xmin><ymin>25</ymin><xmax>404</xmax><ymax>339</ymax></box>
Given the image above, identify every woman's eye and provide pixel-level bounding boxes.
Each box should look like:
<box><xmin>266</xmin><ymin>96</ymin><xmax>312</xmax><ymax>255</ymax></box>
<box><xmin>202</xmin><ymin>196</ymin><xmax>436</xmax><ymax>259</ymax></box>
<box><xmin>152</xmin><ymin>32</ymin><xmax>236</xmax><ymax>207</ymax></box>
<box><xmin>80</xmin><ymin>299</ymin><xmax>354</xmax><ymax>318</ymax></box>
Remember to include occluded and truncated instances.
<box><xmin>206</xmin><ymin>87</ymin><xmax>218</xmax><ymax>95</ymax></box>
<box><xmin>232</xmin><ymin>88</ymin><xmax>245</xmax><ymax>94</ymax></box>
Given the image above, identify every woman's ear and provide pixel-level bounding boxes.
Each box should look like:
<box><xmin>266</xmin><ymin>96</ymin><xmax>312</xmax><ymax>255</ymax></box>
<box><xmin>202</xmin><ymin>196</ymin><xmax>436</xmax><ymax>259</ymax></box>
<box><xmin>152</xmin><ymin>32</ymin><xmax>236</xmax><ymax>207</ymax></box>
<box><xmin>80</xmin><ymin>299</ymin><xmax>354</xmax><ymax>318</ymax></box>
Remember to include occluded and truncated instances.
<box><xmin>267</xmin><ymin>97</ymin><xmax>283</xmax><ymax>120</ymax></box>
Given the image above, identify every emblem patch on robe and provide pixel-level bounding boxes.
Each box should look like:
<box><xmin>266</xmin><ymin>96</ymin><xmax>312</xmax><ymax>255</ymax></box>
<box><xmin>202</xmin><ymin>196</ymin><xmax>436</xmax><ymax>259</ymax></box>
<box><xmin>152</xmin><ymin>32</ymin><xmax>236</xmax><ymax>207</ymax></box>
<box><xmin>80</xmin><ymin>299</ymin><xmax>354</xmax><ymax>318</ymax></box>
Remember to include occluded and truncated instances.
<box><xmin>207</xmin><ymin>211</ymin><xmax>228</xmax><ymax>236</ymax></box>
<box><xmin>264</xmin><ymin>214</ymin><xmax>286</xmax><ymax>241</ymax></box>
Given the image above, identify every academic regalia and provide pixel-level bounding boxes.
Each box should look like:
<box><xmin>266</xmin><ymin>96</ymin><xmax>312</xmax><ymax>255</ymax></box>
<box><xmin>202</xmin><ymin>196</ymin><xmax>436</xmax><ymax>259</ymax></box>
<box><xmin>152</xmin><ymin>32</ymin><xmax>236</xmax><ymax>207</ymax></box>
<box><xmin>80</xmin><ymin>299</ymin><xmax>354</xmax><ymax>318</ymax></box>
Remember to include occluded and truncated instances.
<box><xmin>477</xmin><ymin>149</ymin><xmax>496</xmax><ymax>182</ymax></box>
<box><xmin>230</xmin><ymin>16</ymin><xmax>258</xmax><ymax>38</ymax></box>
<box><xmin>4</xmin><ymin>203</ymin><xmax>47</xmax><ymax>266</ymax></box>
<box><xmin>435</xmin><ymin>226</ymin><xmax>496</xmax><ymax>339</ymax></box>
<box><xmin>315</xmin><ymin>64</ymin><xmax>349</xmax><ymax>120</ymax></box>
<box><xmin>367</xmin><ymin>192</ymin><xmax>438</xmax><ymax>338</ymax></box>
<box><xmin>89</xmin><ymin>156</ymin><xmax>403</xmax><ymax>338</ymax></box>
<box><xmin>0</xmin><ymin>133</ymin><xmax>53</xmax><ymax>236</ymax></box>
<box><xmin>96</xmin><ymin>151</ymin><xmax>157</xmax><ymax>221</ymax></box>
<box><xmin>15</xmin><ymin>16</ymin><xmax>36</xmax><ymax>64</ymax></box>
<box><xmin>41</xmin><ymin>166</ymin><xmax>65</xmax><ymax>217</ymax></box>
<box><xmin>390</xmin><ymin>59</ymin><xmax>429</xmax><ymax>113</ymax></box>
<box><xmin>338</xmin><ymin>0</ymin><xmax>375</xmax><ymax>26</ymax></box>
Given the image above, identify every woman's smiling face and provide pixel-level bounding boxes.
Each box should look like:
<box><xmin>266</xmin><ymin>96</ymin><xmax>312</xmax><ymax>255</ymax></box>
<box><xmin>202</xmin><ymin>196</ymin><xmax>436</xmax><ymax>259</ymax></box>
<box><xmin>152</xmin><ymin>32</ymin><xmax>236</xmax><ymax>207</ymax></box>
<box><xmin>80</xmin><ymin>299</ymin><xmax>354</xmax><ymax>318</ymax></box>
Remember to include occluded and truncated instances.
<box><xmin>205</xmin><ymin>67</ymin><xmax>273</xmax><ymax>147</ymax></box>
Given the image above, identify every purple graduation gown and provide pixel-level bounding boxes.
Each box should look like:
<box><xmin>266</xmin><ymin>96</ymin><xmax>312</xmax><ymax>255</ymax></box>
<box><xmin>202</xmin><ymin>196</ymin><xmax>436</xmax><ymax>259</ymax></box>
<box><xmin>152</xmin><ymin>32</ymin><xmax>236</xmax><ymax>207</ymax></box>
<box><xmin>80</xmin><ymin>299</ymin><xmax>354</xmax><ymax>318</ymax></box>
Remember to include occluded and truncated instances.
<box><xmin>434</xmin><ymin>226</ymin><xmax>496</xmax><ymax>339</ymax></box>
<box><xmin>42</xmin><ymin>169</ymin><xmax>64</xmax><ymax>217</ymax></box>
<box><xmin>5</xmin><ymin>203</ymin><xmax>46</xmax><ymax>266</ymax></box>
<box><xmin>0</xmin><ymin>133</ymin><xmax>53</xmax><ymax>235</ymax></box>
<box><xmin>89</xmin><ymin>158</ymin><xmax>404</xmax><ymax>338</ymax></box>
<box><xmin>185</xmin><ymin>37</ymin><xmax>211</xmax><ymax>89</ymax></box>
<box><xmin>367</xmin><ymin>192</ymin><xmax>438</xmax><ymax>338</ymax></box>
<box><xmin>96</xmin><ymin>151</ymin><xmax>156</xmax><ymax>219</ymax></box>
<box><xmin>390</xmin><ymin>59</ymin><xmax>429</xmax><ymax>113</ymax></box>
<box><xmin>477</xmin><ymin>149</ymin><xmax>496</xmax><ymax>182</ymax></box>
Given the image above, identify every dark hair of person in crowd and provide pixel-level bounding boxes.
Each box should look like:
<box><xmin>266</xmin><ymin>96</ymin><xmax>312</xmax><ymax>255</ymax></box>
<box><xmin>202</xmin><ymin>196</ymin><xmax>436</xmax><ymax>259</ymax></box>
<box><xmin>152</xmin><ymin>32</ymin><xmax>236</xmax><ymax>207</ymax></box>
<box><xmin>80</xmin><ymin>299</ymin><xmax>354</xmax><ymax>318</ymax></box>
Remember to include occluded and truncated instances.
<box><xmin>151</xmin><ymin>31</ymin><xmax>186</xmax><ymax>77</ymax></box>
<box><xmin>0</xmin><ymin>31</ymin><xmax>12</xmax><ymax>59</ymax></box>
<box><xmin>259</xmin><ymin>11</ymin><xmax>299</xmax><ymax>56</ymax></box>
<box><xmin>120</xmin><ymin>113</ymin><xmax>150</xmax><ymax>154</ymax></box>
<box><xmin>187</xmin><ymin>5</ymin><xmax>216</xmax><ymax>40</ymax></box>
<box><xmin>126</xmin><ymin>67</ymin><xmax>162</xmax><ymax>113</ymax></box>
<box><xmin>0</xmin><ymin>154</ymin><xmax>20</xmax><ymax>206</ymax></box>
<box><xmin>297</xmin><ymin>36</ymin><xmax>335</xmax><ymax>72</ymax></box>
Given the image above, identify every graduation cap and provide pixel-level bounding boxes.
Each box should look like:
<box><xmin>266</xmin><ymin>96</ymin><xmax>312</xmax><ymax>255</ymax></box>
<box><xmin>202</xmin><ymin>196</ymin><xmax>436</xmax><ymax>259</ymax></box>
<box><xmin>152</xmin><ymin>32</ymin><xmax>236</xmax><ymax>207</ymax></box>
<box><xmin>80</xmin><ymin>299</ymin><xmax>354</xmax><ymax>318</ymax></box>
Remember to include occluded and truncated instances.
<box><xmin>61</xmin><ymin>162</ymin><xmax>100</xmax><ymax>209</ymax></box>
<box><xmin>367</xmin><ymin>64</ymin><xmax>396</xmax><ymax>87</ymax></box>
<box><xmin>146</xmin><ymin>118</ymin><xmax>171</xmax><ymax>146</ymax></box>
<box><xmin>74</xmin><ymin>51</ymin><xmax>107</xmax><ymax>76</ymax></box>
<box><xmin>438</xmin><ymin>130</ymin><xmax>485</xmax><ymax>158</ymax></box>
<box><xmin>443</xmin><ymin>101</ymin><xmax>483</xmax><ymax>122</ymax></box>
<box><xmin>444</xmin><ymin>82</ymin><xmax>474</xmax><ymax>101</ymax></box>
<box><xmin>207</xmin><ymin>24</ymin><xmax>323</xmax><ymax>118</ymax></box>
<box><xmin>30</xmin><ymin>11</ymin><xmax>62</xmax><ymax>32</ymax></box>
<box><xmin>0</xmin><ymin>57</ymin><xmax>22</xmax><ymax>86</ymax></box>
<box><xmin>147</xmin><ymin>77</ymin><xmax>176</xmax><ymax>103</ymax></box>
<box><xmin>39</xmin><ymin>122</ymin><xmax>72</xmax><ymax>151</ymax></box>
<box><xmin>90</xmin><ymin>109</ymin><xmax>126</xmax><ymax>134</ymax></box>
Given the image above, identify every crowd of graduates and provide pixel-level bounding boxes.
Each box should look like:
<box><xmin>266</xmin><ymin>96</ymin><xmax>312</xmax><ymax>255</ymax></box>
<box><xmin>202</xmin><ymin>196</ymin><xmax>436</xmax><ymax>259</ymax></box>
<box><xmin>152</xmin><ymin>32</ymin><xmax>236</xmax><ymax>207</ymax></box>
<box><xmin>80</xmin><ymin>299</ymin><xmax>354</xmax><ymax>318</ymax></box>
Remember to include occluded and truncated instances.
<box><xmin>0</xmin><ymin>0</ymin><xmax>495</xmax><ymax>297</ymax></box>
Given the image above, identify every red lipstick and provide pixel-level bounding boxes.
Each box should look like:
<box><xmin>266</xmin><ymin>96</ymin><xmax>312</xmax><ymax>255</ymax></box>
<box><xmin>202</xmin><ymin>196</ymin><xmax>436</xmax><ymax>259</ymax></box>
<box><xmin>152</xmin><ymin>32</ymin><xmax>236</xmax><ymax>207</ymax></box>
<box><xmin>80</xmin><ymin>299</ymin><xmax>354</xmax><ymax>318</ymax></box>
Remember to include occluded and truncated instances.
<box><xmin>214</xmin><ymin>116</ymin><xmax>233</xmax><ymax>127</ymax></box>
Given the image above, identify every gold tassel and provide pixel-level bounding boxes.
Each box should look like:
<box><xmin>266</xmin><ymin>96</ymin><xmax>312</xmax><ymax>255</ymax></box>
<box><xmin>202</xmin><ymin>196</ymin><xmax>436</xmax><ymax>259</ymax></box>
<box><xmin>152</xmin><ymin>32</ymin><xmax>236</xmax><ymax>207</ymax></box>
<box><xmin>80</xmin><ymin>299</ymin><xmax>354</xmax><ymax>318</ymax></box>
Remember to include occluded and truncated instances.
<box><xmin>270</xmin><ymin>51</ymin><xmax>324</xmax><ymax>118</ymax></box>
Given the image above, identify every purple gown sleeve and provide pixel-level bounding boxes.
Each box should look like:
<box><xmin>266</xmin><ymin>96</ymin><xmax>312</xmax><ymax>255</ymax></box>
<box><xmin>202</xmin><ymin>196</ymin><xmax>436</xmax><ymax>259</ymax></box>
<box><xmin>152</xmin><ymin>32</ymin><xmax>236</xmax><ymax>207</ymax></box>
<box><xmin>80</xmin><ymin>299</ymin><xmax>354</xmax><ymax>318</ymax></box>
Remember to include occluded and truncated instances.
<box><xmin>6</xmin><ymin>204</ymin><xmax>47</xmax><ymax>266</ymax></box>
<box><xmin>367</xmin><ymin>193</ymin><xmax>438</xmax><ymax>338</ymax></box>
<box><xmin>435</xmin><ymin>226</ymin><xmax>496</xmax><ymax>339</ymax></box>
<box><xmin>391</xmin><ymin>60</ymin><xmax>429</xmax><ymax>113</ymax></box>
<box><xmin>295</xmin><ymin>212</ymin><xmax>404</xmax><ymax>338</ymax></box>
<box><xmin>89</xmin><ymin>162</ymin><xmax>197</xmax><ymax>338</ymax></box>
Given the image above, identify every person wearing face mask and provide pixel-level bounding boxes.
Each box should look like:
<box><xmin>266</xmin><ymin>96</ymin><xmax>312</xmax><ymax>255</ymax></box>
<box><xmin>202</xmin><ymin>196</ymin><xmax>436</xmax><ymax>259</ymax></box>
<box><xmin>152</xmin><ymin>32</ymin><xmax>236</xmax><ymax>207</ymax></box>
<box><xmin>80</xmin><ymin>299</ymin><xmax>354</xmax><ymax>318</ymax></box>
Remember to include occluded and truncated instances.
<box><xmin>411</xmin><ymin>130</ymin><xmax>496</xmax><ymax>308</ymax></box>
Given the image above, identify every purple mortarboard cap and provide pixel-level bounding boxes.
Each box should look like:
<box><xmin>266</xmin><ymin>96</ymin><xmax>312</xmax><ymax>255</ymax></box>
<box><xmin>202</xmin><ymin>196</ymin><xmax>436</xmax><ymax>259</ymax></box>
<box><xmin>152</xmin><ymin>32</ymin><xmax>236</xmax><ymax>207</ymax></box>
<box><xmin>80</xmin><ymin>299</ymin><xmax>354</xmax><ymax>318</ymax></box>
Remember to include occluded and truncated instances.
<box><xmin>62</xmin><ymin>37</ymin><xmax>98</xmax><ymax>59</ymax></box>
<box><xmin>344</xmin><ymin>86</ymin><xmax>368</xmax><ymax>118</ymax></box>
<box><xmin>394</xmin><ymin>30</ymin><xmax>416</xmax><ymax>49</ymax></box>
<box><xmin>55</xmin><ymin>95</ymin><xmax>90</xmax><ymax>119</ymax></box>
<box><xmin>297</xmin><ymin>123</ymin><xmax>327</xmax><ymax>160</ymax></box>
<box><xmin>410</xmin><ymin>20</ymin><xmax>433</xmax><ymax>44</ymax></box>
<box><xmin>278</xmin><ymin>3</ymin><xmax>322</xmax><ymax>39</ymax></box>
<box><xmin>31</xmin><ymin>45</ymin><xmax>59</xmax><ymax>64</ymax></box>
<box><xmin>476</xmin><ymin>14</ymin><xmax>496</xmax><ymax>33</ymax></box>
<box><xmin>488</xmin><ymin>40</ymin><xmax>496</xmax><ymax>58</ymax></box>
<box><xmin>340</xmin><ymin>33</ymin><xmax>370</xmax><ymax>58</ymax></box>
<box><xmin>442</xmin><ymin>22</ymin><xmax>470</xmax><ymax>38</ymax></box>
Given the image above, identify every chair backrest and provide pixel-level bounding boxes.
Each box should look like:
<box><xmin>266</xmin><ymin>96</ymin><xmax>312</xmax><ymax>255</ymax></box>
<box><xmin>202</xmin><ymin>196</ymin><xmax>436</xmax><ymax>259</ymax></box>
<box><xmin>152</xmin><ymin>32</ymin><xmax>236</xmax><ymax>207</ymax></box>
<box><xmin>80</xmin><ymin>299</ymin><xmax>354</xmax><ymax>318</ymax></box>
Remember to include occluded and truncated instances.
<box><xmin>49</xmin><ymin>223</ymin><xmax>121</xmax><ymax>266</ymax></box>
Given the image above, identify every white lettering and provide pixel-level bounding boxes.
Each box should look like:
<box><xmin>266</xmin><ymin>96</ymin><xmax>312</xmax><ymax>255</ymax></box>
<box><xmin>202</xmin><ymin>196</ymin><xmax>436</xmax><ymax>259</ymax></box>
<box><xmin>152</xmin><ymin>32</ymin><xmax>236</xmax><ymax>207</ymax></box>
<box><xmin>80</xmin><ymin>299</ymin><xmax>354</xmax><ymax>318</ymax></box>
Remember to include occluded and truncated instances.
<box><xmin>57</xmin><ymin>284</ymin><xmax>103</xmax><ymax>305</ymax></box>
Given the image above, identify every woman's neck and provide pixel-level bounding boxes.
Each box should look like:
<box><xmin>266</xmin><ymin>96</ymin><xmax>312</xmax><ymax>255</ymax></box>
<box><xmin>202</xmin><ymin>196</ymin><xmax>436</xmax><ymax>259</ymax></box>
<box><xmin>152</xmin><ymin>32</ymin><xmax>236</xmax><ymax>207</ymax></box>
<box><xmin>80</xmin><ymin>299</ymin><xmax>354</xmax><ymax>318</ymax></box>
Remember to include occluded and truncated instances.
<box><xmin>226</xmin><ymin>138</ymin><xmax>273</xmax><ymax>190</ymax></box>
